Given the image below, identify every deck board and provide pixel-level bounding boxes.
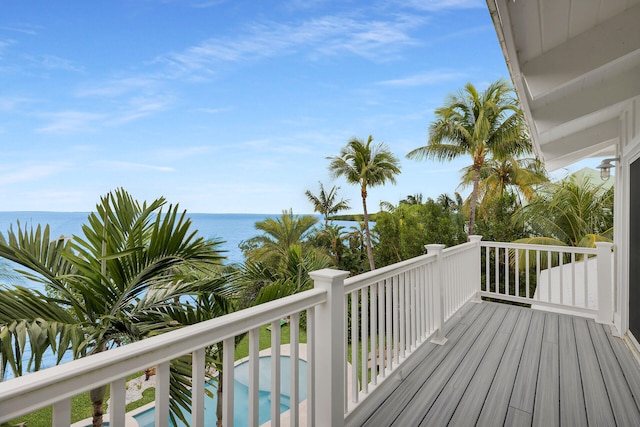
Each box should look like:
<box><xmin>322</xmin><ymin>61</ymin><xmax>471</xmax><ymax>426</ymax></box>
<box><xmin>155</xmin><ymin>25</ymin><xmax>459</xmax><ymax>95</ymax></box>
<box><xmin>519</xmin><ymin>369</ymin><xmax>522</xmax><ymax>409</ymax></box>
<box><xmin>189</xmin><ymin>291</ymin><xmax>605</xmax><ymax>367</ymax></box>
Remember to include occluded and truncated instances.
<box><xmin>356</xmin><ymin>302</ymin><xmax>640</xmax><ymax>427</ymax></box>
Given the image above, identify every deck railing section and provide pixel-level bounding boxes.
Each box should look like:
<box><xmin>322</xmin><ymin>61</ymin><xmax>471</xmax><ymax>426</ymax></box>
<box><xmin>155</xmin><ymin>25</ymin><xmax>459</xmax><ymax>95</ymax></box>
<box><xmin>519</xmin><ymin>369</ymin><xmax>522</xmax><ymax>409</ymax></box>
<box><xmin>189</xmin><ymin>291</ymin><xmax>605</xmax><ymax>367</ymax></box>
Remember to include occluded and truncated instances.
<box><xmin>0</xmin><ymin>289</ymin><xmax>325</xmax><ymax>427</ymax></box>
<box><xmin>0</xmin><ymin>238</ymin><xmax>616</xmax><ymax>427</ymax></box>
<box><xmin>479</xmin><ymin>241</ymin><xmax>614</xmax><ymax>323</ymax></box>
<box><xmin>340</xmin><ymin>236</ymin><xmax>482</xmax><ymax>419</ymax></box>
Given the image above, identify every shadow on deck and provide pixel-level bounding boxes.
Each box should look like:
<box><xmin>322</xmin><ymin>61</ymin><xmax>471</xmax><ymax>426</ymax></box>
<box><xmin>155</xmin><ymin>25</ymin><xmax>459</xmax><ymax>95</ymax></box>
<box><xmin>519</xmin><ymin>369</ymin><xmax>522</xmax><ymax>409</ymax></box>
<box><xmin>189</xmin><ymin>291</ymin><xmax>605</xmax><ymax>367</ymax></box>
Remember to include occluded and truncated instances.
<box><xmin>358</xmin><ymin>302</ymin><xmax>640</xmax><ymax>426</ymax></box>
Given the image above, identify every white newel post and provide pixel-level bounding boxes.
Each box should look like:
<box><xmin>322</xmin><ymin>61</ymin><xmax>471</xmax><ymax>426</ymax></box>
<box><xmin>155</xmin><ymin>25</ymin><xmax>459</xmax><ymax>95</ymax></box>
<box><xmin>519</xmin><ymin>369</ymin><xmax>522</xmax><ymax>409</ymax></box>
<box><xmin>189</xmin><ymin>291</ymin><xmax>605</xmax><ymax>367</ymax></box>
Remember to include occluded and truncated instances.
<box><xmin>596</xmin><ymin>242</ymin><xmax>614</xmax><ymax>324</ymax></box>
<box><xmin>426</xmin><ymin>244</ymin><xmax>448</xmax><ymax>345</ymax></box>
<box><xmin>310</xmin><ymin>268</ymin><xmax>350</xmax><ymax>427</ymax></box>
<box><xmin>468</xmin><ymin>235</ymin><xmax>483</xmax><ymax>303</ymax></box>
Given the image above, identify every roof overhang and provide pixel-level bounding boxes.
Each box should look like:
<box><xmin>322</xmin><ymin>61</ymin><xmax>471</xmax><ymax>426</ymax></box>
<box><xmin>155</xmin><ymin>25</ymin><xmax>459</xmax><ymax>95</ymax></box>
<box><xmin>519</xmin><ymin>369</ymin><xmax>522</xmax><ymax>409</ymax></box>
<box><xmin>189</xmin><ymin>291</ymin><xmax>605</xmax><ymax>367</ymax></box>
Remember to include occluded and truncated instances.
<box><xmin>486</xmin><ymin>0</ymin><xmax>640</xmax><ymax>170</ymax></box>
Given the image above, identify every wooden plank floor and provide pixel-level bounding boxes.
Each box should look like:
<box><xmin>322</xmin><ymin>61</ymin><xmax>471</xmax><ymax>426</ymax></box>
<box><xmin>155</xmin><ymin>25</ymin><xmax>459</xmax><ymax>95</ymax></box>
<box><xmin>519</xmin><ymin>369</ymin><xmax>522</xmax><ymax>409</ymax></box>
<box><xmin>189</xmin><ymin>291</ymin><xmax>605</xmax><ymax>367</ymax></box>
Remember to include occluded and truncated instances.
<box><xmin>358</xmin><ymin>302</ymin><xmax>640</xmax><ymax>427</ymax></box>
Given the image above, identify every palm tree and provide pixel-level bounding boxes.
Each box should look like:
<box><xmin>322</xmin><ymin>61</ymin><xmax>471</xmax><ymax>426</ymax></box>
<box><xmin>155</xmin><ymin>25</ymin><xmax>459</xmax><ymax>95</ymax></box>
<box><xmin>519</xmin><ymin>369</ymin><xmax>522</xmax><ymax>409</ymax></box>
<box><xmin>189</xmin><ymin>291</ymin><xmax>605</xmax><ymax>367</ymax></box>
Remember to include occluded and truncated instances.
<box><xmin>459</xmin><ymin>156</ymin><xmax>548</xmax><ymax>218</ymax></box>
<box><xmin>242</xmin><ymin>209</ymin><xmax>320</xmax><ymax>265</ymax></box>
<box><xmin>305</xmin><ymin>182</ymin><xmax>351</xmax><ymax>226</ymax></box>
<box><xmin>513</xmin><ymin>170</ymin><xmax>613</xmax><ymax>247</ymax></box>
<box><xmin>328</xmin><ymin>135</ymin><xmax>401</xmax><ymax>270</ymax></box>
<box><xmin>0</xmin><ymin>188</ymin><xmax>226</xmax><ymax>426</ymax></box>
<box><xmin>407</xmin><ymin>80</ymin><xmax>530</xmax><ymax>235</ymax></box>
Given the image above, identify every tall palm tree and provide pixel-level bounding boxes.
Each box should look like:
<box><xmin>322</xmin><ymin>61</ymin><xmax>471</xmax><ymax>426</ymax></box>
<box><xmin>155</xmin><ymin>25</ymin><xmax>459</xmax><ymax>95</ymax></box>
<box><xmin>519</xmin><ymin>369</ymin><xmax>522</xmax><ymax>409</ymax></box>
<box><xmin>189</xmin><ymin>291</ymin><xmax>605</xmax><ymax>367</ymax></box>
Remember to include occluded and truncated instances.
<box><xmin>305</xmin><ymin>182</ymin><xmax>351</xmax><ymax>226</ymax></box>
<box><xmin>407</xmin><ymin>80</ymin><xmax>530</xmax><ymax>235</ymax></box>
<box><xmin>0</xmin><ymin>188</ymin><xmax>225</xmax><ymax>426</ymax></box>
<box><xmin>328</xmin><ymin>135</ymin><xmax>401</xmax><ymax>270</ymax></box>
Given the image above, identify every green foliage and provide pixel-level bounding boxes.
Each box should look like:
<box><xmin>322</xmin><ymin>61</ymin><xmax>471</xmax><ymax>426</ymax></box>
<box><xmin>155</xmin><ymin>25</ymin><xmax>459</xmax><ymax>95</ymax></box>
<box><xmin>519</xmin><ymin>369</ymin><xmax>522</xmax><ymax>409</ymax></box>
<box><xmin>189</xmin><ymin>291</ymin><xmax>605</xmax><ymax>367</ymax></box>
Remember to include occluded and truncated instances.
<box><xmin>0</xmin><ymin>188</ymin><xmax>228</xmax><ymax>426</ymax></box>
<box><xmin>513</xmin><ymin>170</ymin><xmax>613</xmax><ymax>246</ymax></box>
<box><xmin>373</xmin><ymin>196</ymin><xmax>467</xmax><ymax>267</ymax></box>
<box><xmin>474</xmin><ymin>193</ymin><xmax>528</xmax><ymax>242</ymax></box>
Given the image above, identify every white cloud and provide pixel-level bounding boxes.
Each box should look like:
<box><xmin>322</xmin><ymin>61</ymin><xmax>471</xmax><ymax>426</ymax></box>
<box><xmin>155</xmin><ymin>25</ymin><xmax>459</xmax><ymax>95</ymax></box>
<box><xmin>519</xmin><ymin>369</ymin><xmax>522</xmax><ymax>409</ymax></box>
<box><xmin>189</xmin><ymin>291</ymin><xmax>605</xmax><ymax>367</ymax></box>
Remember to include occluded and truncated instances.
<box><xmin>36</xmin><ymin>111</ymin><xmax>105</xmax><ymax>134</ymax></box>
<box><xmin>0</xmin><ymin>163</ymin><xmax>66</xmax><ymax>185</ymax></box>
<box><xmin>400</xmin><ymin>0</ymin><xmax>484</xmax><ymax>11</ymax></box>
<box><xmin>26</xmin><ymin>54</ymin><xmax>84</xmax><ymax>72</ymax></box>
<box><xmin>377</xmin><ymin>71</ymin><xmax>466</xmax><ymax>86</ymax></box>
<box><xmin>0</xmin><ymin>23</ymin><xmax>41</xmax><ymax>35</ymax></box>
<box><xmin>109</xmin><ymin>96</ymin><xmax>171</xmax><ymax>125</ymax></box>
<box><xmin>158</xmin><ymin>13</ymin><xmax>423</xmax><ymax>75</ymax></box>
<box><xmin>104</xmin><ymin>161</ymin><xmax>175</xmax><ymax>173</ymax></box>
<box><xmin>76</xmin><ymin>77</ymin><xmax>158</xmax><ymax>98</ymax></box>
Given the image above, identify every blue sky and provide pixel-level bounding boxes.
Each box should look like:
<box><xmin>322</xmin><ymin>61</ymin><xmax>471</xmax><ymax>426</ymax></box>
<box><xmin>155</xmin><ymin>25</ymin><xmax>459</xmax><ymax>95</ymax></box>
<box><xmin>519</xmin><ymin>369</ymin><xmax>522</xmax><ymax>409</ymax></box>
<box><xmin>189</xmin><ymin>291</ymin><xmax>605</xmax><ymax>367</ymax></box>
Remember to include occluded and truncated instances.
<box><xmin>0</xmin><ymin>0</ymin><xmax>601</xmax><ymax>214</ymax></box>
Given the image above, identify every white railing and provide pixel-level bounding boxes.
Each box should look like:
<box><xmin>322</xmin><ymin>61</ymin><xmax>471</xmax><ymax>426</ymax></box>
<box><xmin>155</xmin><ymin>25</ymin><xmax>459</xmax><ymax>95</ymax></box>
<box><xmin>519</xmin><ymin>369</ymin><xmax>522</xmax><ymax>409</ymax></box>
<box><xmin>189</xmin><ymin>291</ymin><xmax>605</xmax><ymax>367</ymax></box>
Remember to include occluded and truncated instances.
<box><xmin>340</xmin><ymin>236</ymin><xmax>482</xmax><ymax>423</ymax></box>
<box><xmin>0</xmin><ymin>289</ymin><xmax>326</xmax><ymax>427</ymax></box>
<box><xmin>0</xmin><ymin>237</ymin><xmax>616</xmax><ymax>427</ymax></box>
<box><xmin>480</xmin><ymin>241</ymin><xmax>614</xmax><ymax>323</ymax></box>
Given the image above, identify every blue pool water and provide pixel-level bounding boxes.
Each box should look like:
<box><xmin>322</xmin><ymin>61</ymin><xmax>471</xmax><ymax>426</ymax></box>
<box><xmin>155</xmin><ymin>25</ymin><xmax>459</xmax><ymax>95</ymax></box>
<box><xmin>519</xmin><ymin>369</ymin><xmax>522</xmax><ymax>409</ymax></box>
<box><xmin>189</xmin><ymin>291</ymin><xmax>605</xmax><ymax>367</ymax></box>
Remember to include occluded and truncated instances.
<box><xmin>134</xmin><ymin>355</ymin><xmax>307</xmax><ymax>427</ymax></box>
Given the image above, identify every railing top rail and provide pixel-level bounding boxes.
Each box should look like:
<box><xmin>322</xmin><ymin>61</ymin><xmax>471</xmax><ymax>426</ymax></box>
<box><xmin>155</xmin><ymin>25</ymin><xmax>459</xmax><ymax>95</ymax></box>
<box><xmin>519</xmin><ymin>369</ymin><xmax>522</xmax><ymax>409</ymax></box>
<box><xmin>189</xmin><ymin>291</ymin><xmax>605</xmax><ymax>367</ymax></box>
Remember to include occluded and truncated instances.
<box><xmin>0</xmin><ymin>288</ymin><xmax>326</xmax><ymax>420</ymax></box>
<box><xmin>344</xmin><ymin>252</ymin><xmax>437</xmax><ymax>293</ymax></box>
<box><xmin>480</xmin><ymin>241</ymin><xmax>599</xmax><ymax>254</ymax></box>
<box><xmin>442</xmin><ymin>241</ymin><xmax>477</xmax><ymax>257</ymax></box>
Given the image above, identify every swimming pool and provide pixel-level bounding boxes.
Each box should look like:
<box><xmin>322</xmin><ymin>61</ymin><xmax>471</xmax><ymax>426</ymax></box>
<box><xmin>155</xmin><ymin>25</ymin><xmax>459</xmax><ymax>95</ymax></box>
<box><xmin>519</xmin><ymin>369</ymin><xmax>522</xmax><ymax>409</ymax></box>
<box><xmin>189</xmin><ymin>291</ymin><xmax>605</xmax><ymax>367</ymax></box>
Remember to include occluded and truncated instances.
<box><xmin>133</xmin><ymin>355</ymin><xmax>308</xmax><ymax>427</ymax></box>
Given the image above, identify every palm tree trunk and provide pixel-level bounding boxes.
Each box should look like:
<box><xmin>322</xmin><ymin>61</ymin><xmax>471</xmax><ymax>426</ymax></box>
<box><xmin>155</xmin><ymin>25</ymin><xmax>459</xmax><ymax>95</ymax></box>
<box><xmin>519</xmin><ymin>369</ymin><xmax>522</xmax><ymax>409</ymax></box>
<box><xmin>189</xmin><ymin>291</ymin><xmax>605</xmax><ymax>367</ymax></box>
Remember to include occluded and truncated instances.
<box><xmin>90</xmin><ymin>384</ymin><xmax>107</xmax><ymax>427</ymax></box>
<box><xmin>361</xmin><ymin>188</ymin><xmax>375</xmax><ymax>270</ymax></box>
<box><xmin>469</xmin><ymin>167</ymin><xmax>481</xmax><ymax>236</ymax></box>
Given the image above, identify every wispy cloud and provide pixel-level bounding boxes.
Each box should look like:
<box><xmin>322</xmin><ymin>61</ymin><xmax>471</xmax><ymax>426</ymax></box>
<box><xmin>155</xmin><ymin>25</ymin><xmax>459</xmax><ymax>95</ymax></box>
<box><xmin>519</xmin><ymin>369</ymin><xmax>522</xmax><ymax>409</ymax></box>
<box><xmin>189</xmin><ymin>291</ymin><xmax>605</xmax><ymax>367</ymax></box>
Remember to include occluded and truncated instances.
<box><xmin>377</xmin><ymin>70</ymin><xmax>465</xmax><ymax>86</ymax></box>
<box><xmin>158</xmin><ymin>13</ymin><xmax>423</xmax><ymax>75</ymax></box>
<box><xmin>195</xmin><ymin>107</ymin><xmax>233</xmax><ymax>114</ymax></box>
<box><xmin>155</xmin><ymin>146</ymin><xmax>214</xmax><ymax>161</ymax></box>
<box><xmin>36</xmin><ymin>111</ymin><xmax>106</xmax><ymax>134</ymax></box>
<box><xmin>0</xmin><ymin>23</ymin><xmax>41</xmax><ymax>35</ymax></box>
<box><xmin>401</xmin><ymin>0</ymin><xmax>484</xmax><ymax>11</ymax></box>
<box><xmin>108</xmin><ymin>96</ymin><xmax>171</xmax><ymax>125</ymax></box>
<box><xmin>25</xmin><ymin>54</ymin><xmax>84</xmax><ymax>72</ymax></box>
<box><xmin>0</xmin><ymin>96</ymin><xmax>32</xmax><ymax>112</ymax></box>
<box><xmin>0</xmin><ymin>163</ymin><xmax>67</xmax><ymax>185</ymax></box>
<box><xmin>105</xmin><ymin>161</ymin><xmax>175</xmax><ymax>172</ymax></box>
<box><xmin>76</xmin><ymin>77</ymin><xmax>159</xmax><ymax>98</ymax></box>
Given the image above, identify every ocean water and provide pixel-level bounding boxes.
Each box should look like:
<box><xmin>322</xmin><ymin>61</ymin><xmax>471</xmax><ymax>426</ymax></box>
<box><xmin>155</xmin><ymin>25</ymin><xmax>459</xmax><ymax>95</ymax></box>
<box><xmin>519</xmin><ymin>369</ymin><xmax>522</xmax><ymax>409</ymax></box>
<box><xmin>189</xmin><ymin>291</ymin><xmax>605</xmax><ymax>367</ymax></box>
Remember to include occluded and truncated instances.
<box><xmin>0</xmin><ymin>211</ymin><xmax>283</xmax><ymax>268</ymax></box>
<box><xmin>0</xmin><ymin>211</ymin><xmax>329</xmax><ymax>379</ymax></box>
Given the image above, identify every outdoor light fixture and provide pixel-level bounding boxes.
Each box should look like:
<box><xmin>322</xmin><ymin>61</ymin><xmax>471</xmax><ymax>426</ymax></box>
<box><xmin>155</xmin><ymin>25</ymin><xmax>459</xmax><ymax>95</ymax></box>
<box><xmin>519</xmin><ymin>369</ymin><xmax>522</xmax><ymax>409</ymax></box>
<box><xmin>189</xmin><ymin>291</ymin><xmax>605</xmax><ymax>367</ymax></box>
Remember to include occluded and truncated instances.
<box><xmin>596</xmin><ymin>157</ymin><xmax>619</xmax><ymax>180</ymax></box>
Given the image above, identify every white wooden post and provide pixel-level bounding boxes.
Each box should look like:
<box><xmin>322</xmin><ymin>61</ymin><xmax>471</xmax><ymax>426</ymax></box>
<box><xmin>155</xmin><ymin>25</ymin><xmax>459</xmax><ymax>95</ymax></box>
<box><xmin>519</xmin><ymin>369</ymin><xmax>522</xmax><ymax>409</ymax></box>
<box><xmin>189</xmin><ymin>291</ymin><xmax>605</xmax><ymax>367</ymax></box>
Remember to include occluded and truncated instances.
<box><xmin>426</xmin><ymin>244</ymin><xmax>448</xmax><ymax>345</ymax></box>
<box><xmin>596</xmin><ymin>242</ymin><xmax>614</xmax><ymax>324</ymax></box>
<box><xmin>310</xmin><ymin>268</ymin><xmax>349</xmax><ymax>427</ymax></box>
<box><xmin>52</xmin><ymin>399</ymin><xmax>71</xmax><ymax>427</ymax></box>
<box><xmin>468</xmin><ymin>235</ymin><xmax>483</xmax><ymax>303</ymax></box>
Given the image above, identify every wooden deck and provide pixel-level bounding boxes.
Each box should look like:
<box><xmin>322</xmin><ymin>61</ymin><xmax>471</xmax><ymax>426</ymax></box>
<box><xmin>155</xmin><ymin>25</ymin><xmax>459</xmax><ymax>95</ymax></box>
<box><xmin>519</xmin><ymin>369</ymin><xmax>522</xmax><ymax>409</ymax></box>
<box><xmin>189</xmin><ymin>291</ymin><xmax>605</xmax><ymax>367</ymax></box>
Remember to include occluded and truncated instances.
<box><xmin>358</xmin><ymin>301</ymin><xmax>640</xmax><ymax>426</ymax></box>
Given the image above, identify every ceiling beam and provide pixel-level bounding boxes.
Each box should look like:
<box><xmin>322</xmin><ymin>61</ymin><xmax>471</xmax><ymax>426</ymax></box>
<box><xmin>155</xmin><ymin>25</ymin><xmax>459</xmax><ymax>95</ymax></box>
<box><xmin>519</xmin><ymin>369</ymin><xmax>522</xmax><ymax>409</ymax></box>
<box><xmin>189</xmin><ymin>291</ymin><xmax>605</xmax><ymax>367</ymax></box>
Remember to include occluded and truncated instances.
<box><xmin>521</xmin><ymin>3</ymin><xmax>640</xmax><ymax>100</ymax></box>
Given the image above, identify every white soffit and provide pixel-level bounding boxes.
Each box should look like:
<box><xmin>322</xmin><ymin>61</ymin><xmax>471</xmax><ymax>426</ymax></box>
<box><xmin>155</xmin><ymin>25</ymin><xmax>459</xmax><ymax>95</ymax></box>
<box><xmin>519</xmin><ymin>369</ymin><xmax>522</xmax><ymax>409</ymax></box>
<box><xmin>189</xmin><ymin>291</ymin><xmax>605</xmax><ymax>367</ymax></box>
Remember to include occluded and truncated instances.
<box><xmin>487</xmin><ymin>0</ymin><xmax>640</xmax><ymax>170</ymax></box>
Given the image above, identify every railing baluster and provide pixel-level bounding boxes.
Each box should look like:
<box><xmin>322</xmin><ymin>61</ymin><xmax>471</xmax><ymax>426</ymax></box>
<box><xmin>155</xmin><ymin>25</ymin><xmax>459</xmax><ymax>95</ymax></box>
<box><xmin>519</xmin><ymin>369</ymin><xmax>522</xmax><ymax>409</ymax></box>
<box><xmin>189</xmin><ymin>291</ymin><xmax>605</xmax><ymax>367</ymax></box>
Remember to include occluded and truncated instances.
<box><xmin>361</xmin><ymin>288</ymin><xmax>368</xmax><ymax>393</ymax></box>
<box><xmin>559</xmin><ymin>251</ymin><xmax>564</xmax><ymax>305</ymax></box>
<box><xmin>547</xmin><ymin>251</ymin><xmax>552</xmax><ymax>303</ymax></box>
<box><xmin>515</xmin><ymin>248</ymin><xmax>520</xmax><ymax>298</ymax></box>
<box><xmin>378</xmin><ymin>280</ymin><xmax>385</xmax><ymax>377</ymax></box>
<box><xmin>222</xmin><ymin>338</ymin><xmax>235</xmax><ymax>427</ymax></box>
<box><xmin>485</xmin><ymin>245</ymin><xmax>490</xmax><ymax>292</ymax></box>
<box><xmin>536</xmin><ymin>250</ymin><xmax>541</xmax><ymax>300</ymax></box>
<box><xmin>399</xmin><ymin>273</ymin><xmax>406</xmax><ymax>358</ymax></box>
<box><xmin>290</xmin><ymin>313</ymin><xmax>300</xmax><ymax>427</ymax></box>
<box><xmin>385</xmin><ymin>278</ymin><xmax>392</xmax><ymax>372</ymax></box>
<box><xmin>52</xmin><ymin>398</ymin><xmax>71</xmax><ymax>427</ymax></box>
<box><xmin>350</xmin><ymin>291</ymin><xmax>359</xmax><ymax>402</ymax></box>
<box><xmin>505</xmin><ymin>247</ymin><xmax>509</xmax><ymax>295</ymax></box>
<box><xmin>495</xmin><ymin>247</ymin><xmax>500</xmax><ymax>294</ymax></box>
<box><xmin>393</xmin><ymin>274</ymin><xmax>399</xmax><ymax>363</ymax></box>
<box><xmin>571</xmin><ymin>252</ymin><xmax>576</xmax><ymax>306</ymax></box>
<box><xmin>108</xmin><ymin>377</ymin><xmax>126</xmax><ymax>427</ymax></box>
<box><xmin>248</xmin><ymin>329</ymin><xmax>260</xmax><ymax>427</ymax></box>
<box><xmin>526</xmin><ymin>249</ymin><xmax>530</xmax><ymax>299</ymax></box>
<box><xmin>584</xmin><ymin>255</ymin><xmax>589</xmax><ymax>307</ymax></box>
<box><xmin>306</xmin><ymin>307</ymin><xmax>315</xmax><ymax>427</ymax></box>
<box><xmin>155</xmin><ymin>361</ymin><xmax>170</xmax><ymax>427</ymax></box>
<box><xmin>270</xmin><ymin>321</ymin><xmax>281</xmax><ymax>427</ymax></box>
<box><xmin>191</xmin><ymin>349</ymin><xmax>206</xmax><ymax>427</ymax></box>
<box><xmin>371</xmin><ymin>282</ymin><xmax>378</xmax><ymax>385</ymax></box>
